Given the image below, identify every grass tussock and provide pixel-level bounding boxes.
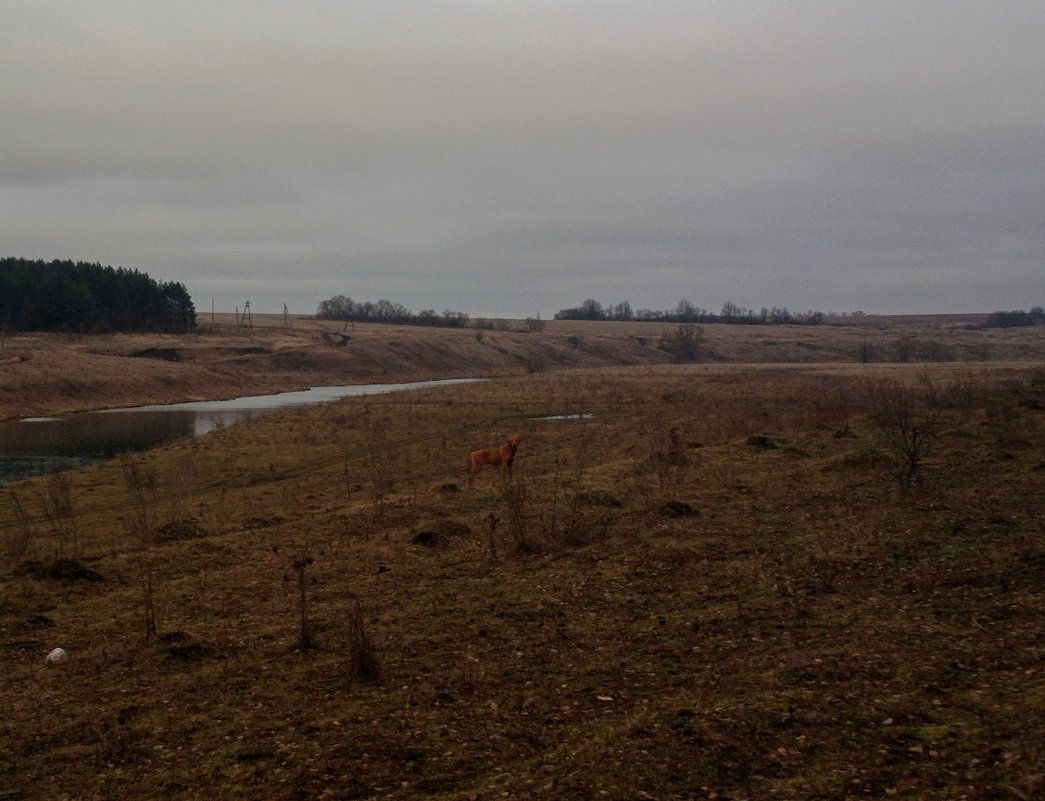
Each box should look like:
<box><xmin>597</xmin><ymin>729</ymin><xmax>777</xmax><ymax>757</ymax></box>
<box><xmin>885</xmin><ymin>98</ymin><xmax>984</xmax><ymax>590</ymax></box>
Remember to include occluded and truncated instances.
<box><xmin>0</xmin><ymin>362</ymin><xmax>1043</xmax><ymax>799</ymax></box>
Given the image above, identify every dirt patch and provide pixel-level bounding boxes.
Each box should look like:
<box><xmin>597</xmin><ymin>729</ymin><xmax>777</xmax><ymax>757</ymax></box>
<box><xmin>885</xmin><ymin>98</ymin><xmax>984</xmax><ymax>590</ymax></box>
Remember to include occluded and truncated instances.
<box><xmin>13</xmin><ymin>614</ymin><xmax>56</xmax><ymax>632</ymax></box>
<box><xmin>410</xmin><ymin>530</ymin><xmax>449</xmax><ymax>548</ymax></box>
<box><xmin>412</xmin><ymin>518</ymin><xmax>472</xmax><ymax>547</ymax></box>
<box><xmin>156</xmin><ymin>631</ymin><xmax>222</xmax><ymax>663</ymax></box>
<box><xmin>321</xmin><ymin>332</ymin><xmax>350</xmax><ymax>347</ymax></box>
<box><xmin>153</xmin><ymin>518</ymin><xmax>209</xmax><ymax>543</ymax></box>
<box><xmin>129</xmin><ymin>348</ymin><xmax>180</xmax><ymax>362</ymax></box>
<box><xmin>11</xmin><ymin>558</ymin><xmax>104</xmax><ymax>583</ymax></box>
<box><xmin>660</xmin><ymin>500</ymin><xmax>698</xmax><ymax>518</ymax></box>
<box><xmin>746</xmin><ymin>434</ymin><xmax>778</xmax><ymax>449</ymax></box>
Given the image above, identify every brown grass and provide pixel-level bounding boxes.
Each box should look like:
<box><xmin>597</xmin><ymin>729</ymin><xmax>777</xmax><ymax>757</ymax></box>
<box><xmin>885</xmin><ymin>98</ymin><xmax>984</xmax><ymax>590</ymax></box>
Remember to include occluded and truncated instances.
<box><xmin>3</xmin><ymin>314</ymin><xmax>1044</xmax><ymax>421</ymax></box>
<box><xmin>1</xmin><ymin>361</ymin><xmax>1043</xmax><ymax>799</ymax></box>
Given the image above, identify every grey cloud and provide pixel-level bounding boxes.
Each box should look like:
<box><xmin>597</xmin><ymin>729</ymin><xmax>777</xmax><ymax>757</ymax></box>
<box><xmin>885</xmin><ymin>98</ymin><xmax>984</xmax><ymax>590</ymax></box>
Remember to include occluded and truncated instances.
<box><xmin>2</xmin><ymin>1</ymin><xmax>1043</xmax><ymax>317</ymax></box>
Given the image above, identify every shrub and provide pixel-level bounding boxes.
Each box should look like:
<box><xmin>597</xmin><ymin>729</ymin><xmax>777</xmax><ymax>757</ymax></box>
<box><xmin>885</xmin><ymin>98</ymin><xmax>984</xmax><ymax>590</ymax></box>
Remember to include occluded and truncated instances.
<box><xmin>658</xmin><ymin>324</ymin><xmax>705</xmax><ymax>363</ymax></box>
<box><xmin>868</xmin><ymin>379</ymin><xmax>938</xmax><ymax>493</ymax></box>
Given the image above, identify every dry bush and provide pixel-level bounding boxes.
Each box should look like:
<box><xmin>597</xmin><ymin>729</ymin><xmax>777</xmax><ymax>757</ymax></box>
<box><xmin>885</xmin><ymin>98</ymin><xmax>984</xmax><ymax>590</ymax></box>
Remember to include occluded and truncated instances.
<box><xmin>658</xmin><ymin>324</ymin><xmax>706</xmax><ymax>363</ymax></box>
<box><xmin>42</xmin><ymin>472</ymin><xmax>79</xmax><ymax>559</ymax></box>
<box><xmin>868</xmin><ymin>378</ymin><xmax>939</xmax><ymax>493</ymax></box>
<box><xmin>346</xmin><ymin>598</ymin><xmax>381</xmax><ymax>684</ymax></box>
<box><xmin>889</xmin><ymin>336</ymin><xmax>914</xmax><ymax>362</ymax></box>
<box><xmin>121</xmin><ymin>454</ymin><xmax>158</xmax><ymax>546</ymax></box>
<box><xmin>487</xmin><ymin>479</ymin><xmax>545</xmax><ymax>557</ymax></box>
<box><xmin>500</xmin><ymin>478</ymin><xmax>532</xmax><ymax>553</ymax></box>
<box><xmin>544</xmin><ymin>460</ymin><xmax>617</xmax><ymax>548</ymax></box>
<box><xmin>622</xmin><ymin>421</ymin><xmax>691</xmax><ymax>506</ymax></box>
<box><xmin>3</xmin><ymin>490</ymin><xmax>36</xmax><ymax>566</ymax></box>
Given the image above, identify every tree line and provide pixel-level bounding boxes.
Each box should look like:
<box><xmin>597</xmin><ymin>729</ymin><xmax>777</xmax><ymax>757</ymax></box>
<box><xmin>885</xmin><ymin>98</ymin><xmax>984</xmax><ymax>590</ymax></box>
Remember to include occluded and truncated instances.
<box><xmin>553</xmin><ymin>298</ymin><xmax>825</xmax><ymax>325</ymax></box>
<box><xmin>316</xmin><ymin>294</ymin><xmax>826</xmax><ymax>329</ymax></box>
<box><xmin>0</xmin><ymin>258</ymin><xmax>196</xmax><ymax>333</ymax></box>
<box><xmin>319</xmin><ymin>294</ymin><xmax>1043</xmax><ymax>331</ymax></box>
<box><xmin>316</xmin><ymin>295</ymin><xmax>470</xmax><ymax>327</ymax></box>
<box><xmin>985</xmin><ymin>308</ymin><xmax>1044</xmax><ymax>328</ymax></box>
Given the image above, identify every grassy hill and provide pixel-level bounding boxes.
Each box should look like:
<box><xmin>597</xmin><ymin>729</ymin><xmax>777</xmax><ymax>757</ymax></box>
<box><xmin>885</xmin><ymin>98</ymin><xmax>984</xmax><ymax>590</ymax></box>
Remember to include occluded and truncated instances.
<box><xmin>1</xmin><ymin>361</ymin><xmax>1043</xmax><ymax>799</ymax></box>
<box><xmin>2</xmin><ymin>312</ymin><xmax>1044</xmax><ymax>421</ymax></box>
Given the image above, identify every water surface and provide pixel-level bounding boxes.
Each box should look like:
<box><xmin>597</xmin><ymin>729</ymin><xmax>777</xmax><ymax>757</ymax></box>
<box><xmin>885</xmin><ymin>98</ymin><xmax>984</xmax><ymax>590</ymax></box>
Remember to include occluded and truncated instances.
<box><xmin>0</xmin><ymin>378</ymin><xmax>479</xmax><ymax>484</ymax></box>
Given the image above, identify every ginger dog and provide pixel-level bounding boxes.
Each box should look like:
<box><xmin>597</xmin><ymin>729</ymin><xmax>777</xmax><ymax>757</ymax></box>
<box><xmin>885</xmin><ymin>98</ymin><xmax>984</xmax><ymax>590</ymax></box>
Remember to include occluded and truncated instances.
<box><xmin>467</xmin><ymin>434</ymin><xmax>521</xmax><ymax>486</ymax></box>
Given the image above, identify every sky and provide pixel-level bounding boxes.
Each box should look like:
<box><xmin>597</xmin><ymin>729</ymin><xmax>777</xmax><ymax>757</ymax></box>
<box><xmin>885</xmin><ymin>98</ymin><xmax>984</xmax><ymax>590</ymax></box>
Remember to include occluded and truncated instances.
<box><xmin>2</xmin><ymin>1</ymin><xmax>1044</xmax><ymax>318</ymax></box>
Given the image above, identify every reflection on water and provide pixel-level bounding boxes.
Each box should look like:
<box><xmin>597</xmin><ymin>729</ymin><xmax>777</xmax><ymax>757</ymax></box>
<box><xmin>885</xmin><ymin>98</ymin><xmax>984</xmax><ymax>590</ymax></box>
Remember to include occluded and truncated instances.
<box><xmin>0</xmin><ymin>378</ymin><xmax>479</xmax><ymax>485</ymax></box>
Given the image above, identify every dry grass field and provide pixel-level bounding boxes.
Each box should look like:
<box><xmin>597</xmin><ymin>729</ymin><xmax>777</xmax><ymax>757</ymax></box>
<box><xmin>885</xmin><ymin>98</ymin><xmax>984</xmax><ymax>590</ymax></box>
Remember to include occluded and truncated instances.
<box><xmin>1</xmin><ymin>358</ymin><xmax>1043</xmax><ymax>799</ymax></box>
<box><xmin>3</xmin><ymin>313</ymin><xmax>1045</xmax><ymax>421</ymax></box>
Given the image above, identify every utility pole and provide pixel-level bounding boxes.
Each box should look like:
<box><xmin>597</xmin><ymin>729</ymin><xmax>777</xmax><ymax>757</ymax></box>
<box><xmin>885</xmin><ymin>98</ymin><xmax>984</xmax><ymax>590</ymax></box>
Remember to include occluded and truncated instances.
<box><xmin>284</xmin><ymin>303</ymin><xmax>289</xmax><ymax>329</ymax></box>
<box><xmin>242</xmin><ymin>300</ymin><xmax>252</xmax><ymax>328</ymax></box>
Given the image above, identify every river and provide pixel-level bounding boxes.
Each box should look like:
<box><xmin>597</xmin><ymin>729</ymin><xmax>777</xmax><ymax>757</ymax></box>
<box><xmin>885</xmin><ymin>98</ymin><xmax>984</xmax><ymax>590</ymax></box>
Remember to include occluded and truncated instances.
<box><xmin>0</xmin><ymin>378</ymin><xmax>480</xmax><ymax>484</ymax></box>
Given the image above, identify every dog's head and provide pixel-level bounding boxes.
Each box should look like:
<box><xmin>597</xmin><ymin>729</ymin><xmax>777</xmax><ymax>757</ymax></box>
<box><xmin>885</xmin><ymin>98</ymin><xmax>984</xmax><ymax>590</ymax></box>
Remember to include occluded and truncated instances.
<box><xmin>506</xmin><ymin>433</ymin><xmax>521</xmax><ymax>451</ymax></box>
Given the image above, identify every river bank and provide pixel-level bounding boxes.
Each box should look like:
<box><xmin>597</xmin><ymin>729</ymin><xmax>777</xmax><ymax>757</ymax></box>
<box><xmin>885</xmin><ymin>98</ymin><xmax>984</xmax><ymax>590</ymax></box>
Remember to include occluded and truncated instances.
<box><xmin>2</xmin><ymin>312</ymin><xmax>1043</xmax><ymax>421</ymax></box>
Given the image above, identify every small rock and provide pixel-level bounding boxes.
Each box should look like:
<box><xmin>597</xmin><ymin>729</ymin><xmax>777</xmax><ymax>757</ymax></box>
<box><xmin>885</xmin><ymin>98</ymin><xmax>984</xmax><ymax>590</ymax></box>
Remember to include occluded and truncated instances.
<box><xmin>45</xmin><ymin>647</ymin><xmax>67</xmax><ymax>663</ymax></box>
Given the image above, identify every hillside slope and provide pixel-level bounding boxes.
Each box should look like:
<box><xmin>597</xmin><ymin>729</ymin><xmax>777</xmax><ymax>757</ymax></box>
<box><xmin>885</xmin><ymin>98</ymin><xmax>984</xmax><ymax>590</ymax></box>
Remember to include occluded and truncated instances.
<box><xmin>1</xmin><ymin>313</ymin><xmax>1043</xmax><ymax>420</ymax></box>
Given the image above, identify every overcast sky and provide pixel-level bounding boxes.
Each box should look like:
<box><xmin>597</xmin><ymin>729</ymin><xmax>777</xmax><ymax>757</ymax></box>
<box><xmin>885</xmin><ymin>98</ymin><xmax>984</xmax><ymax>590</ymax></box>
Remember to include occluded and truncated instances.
<box><xmin>2</xmin><ymin>1</ymin><xmax>1043</xmax><ymax>317</ymax></box>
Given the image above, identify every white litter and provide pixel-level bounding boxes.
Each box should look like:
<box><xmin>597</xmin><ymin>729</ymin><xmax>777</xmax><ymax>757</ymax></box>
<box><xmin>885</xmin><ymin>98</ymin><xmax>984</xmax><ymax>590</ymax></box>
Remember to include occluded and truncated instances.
<box><xmin>45</xmin><ymin>647</ymin><xmax>67</xmax><ymax>663</ymax></box>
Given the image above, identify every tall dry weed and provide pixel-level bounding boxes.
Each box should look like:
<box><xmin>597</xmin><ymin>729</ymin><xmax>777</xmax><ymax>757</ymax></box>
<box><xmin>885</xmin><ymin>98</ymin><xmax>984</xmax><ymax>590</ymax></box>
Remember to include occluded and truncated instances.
<box><xmin>3</xmin><ymin>490</ymin><xmax>36</xmax><ymax>566</ymax></box>
<box><xmin>121</xmin><ymin>454</ymin><xmax>157</xmax><ymax>546</ymax></box>
<box><xmin>492</xmin><ymin>479</ymin><xmax>544</xmax><ymax>556</ymax></box>
<box><xmin>622</xmin><ymin>421</ymin><xmax>691</xmax><ymax>507</ymax></box>
<box><xmin>346</xmin><ymin>597</ymin><xmax>381</xmax><ymax>684</ymax></box>
<box><xmin>138</xmin><ymin>558</ymin><xmax>159</xmax><ymax>645</ymax></box>
<box><xmin>165</xmin><ymin>449</ymin><xmax>197</xmax><ymax>522</ymax></box>
<box><xmin>868</xmin><ymin>378</ymin><xmax>938</xmax><ymax>493</ymax></box>
<box><xmin>292</xmin><ymin>551</ymin><xmax>315</xmax><ymax>651</ymax></box>
<box><xmin>362</xmin><ymin>413</ymin><xmax>396</xmax><ymax>514</ymax></box>
<box><xmin>42</xmin><ymin>471</ymin><xmax>79</xmax><ymax>558</ymax></box>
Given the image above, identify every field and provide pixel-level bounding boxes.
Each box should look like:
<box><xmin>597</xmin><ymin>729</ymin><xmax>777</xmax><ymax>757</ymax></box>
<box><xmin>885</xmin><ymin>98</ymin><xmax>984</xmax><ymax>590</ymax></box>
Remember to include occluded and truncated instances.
<box><xmin>1</xmin><ymin>320</ymin><xmax>1044</xmax><ymax>799</ymax></box>
<box><xmin>4</xmin><ymin>313</ymin><xmax>1045</xmax><ymax>421</ymax></box>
